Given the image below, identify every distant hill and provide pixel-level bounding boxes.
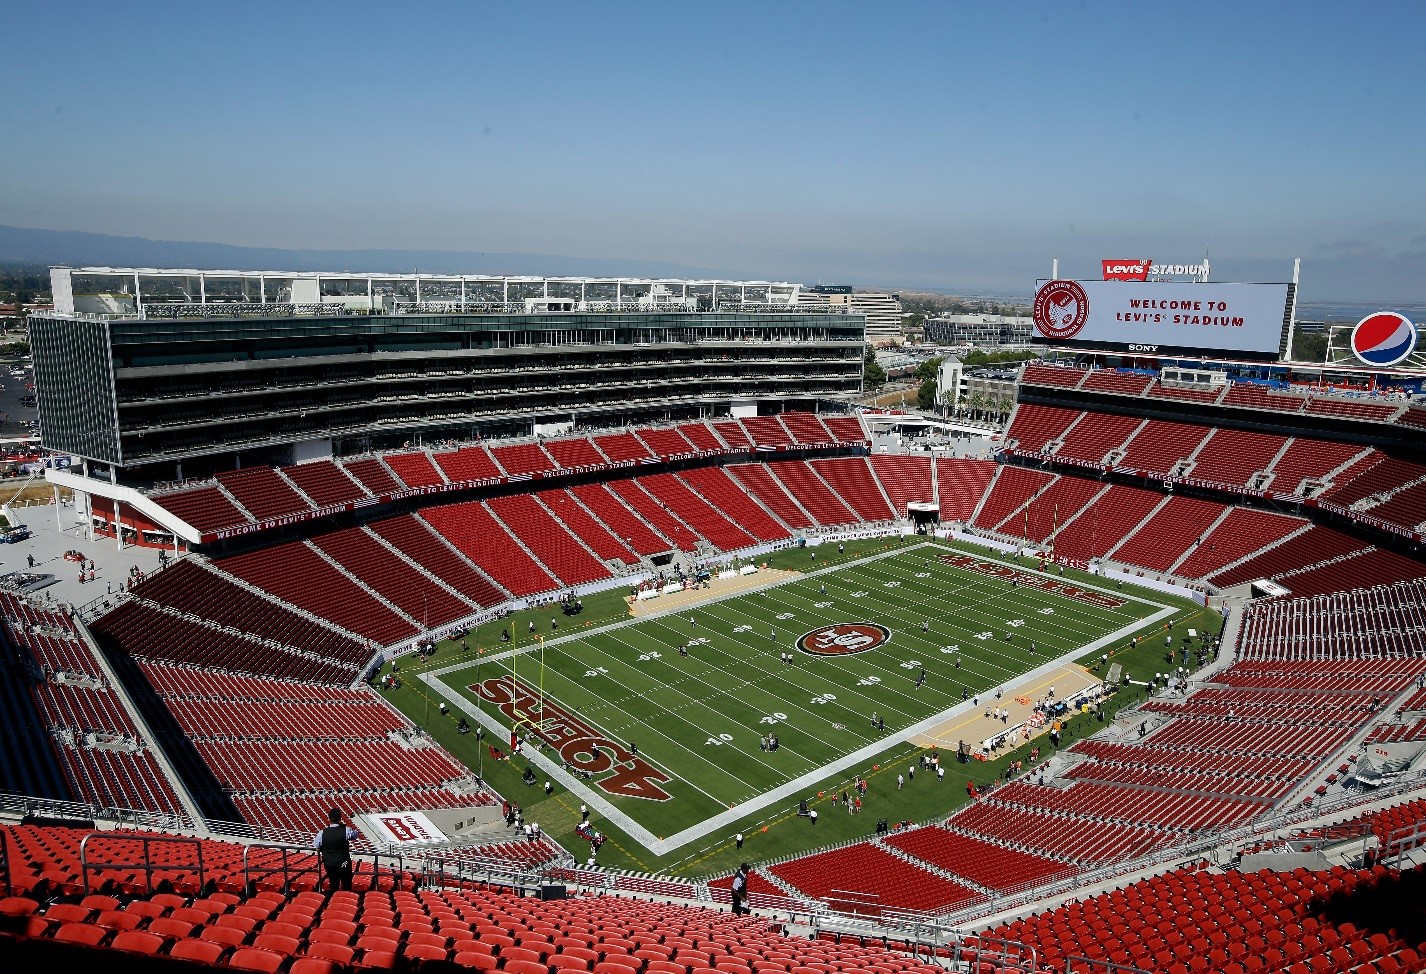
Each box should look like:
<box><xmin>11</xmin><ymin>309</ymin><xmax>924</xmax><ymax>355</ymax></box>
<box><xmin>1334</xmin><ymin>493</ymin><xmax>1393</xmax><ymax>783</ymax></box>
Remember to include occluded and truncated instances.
<box><xmin>0</xmin><ymin>224</ymin><xmax>726</xmax><ymax>280</ymax></box>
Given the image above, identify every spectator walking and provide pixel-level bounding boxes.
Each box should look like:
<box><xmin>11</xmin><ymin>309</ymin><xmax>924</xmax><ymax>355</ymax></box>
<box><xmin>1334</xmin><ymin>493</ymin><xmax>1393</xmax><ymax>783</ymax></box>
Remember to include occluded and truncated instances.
<box><xmin>313</xmin><ymin>808</ymin><xmax>358</xmax><ymax>892</ymax></box>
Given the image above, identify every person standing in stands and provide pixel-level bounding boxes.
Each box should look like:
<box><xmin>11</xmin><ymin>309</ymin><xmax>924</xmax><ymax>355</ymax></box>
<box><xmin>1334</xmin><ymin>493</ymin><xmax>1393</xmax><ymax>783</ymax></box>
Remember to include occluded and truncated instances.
<box><xmin>730</xmin><ymin>862</ymin><xmax>750</xmax><ymax>915</ymax></box>
<box><xmin>314</xmin><ymin>808</ymin><xmax>359</xmax><ymax>892</ymax></box>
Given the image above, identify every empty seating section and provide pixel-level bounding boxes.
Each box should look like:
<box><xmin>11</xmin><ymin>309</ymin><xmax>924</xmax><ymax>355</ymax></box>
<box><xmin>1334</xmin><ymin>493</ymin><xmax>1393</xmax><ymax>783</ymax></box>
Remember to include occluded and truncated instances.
<box><xmin>1071</xmin><ymin>740</ymin><xmax>1316</xmax><ymax>784</ymax></box>
<box><xmin>542</xmin><ymin>436</ymin><xmax>606</xmax><ymax>470</ymax></box>
<box><xmin>134</xmin><ymin>658</ymin><xmax>484</xmax><ymax>836</ymax></box>
<box><xmin>607</xmin><ymin>481</ymin><xmax>702</xmax><ymax>551</ymax></box>
<box><xmin>433</xmin><ymin>445</ymin><xmax>503</xmax><ymax>484</ymax></box>
<box><xmin>765</xmin><ymin>461</ymin><xmax>858</xmax><ymax>526</ymax></box>
<box><xmin>216</xmin><ymin>544</ymin><xmax>417</xmax><ymax>646</ymax></box>
<box><xmin>278</xmin><ymin>460</ymin><xmax>368</xmax><ymax>507</ymax></box>
<box><xmin>1172</xmin><ymin>508</ymin><xmax>1305</xmax><ymax>579</ymax></box>
<box><xmin>1306</xmin><ymin>397</ymin><xmax>1400</xmax><ymax>421</ymax></box>
<box><xmin>635</xmin><ymin>473</ymin><xmax>764</xmax><ymax>553</ymax></box>
<box><xmin>740</xmin><ymin>415</ymin><xmax>791</xmax><ymax>448</ymax></box>
<box><xmin>1110</xmin><ymin>495</ymin><xmax>1223</xmax><ymax>573</ymax></box>
<box><xmin>1400</xmin><ymin>406</ymin><xmax>1426</xmax><ymax>429</ymax></box>
<box><xmin>778</xmin><ymin>412</ymin><xmax>835</xmax><ymax>445</ymax></box>
<box><xmin>820</xmin><ymin>415</ymin><xmax>868</xmax><ymax>444</ymax></box>
<box><xmin>194</xmin><ymin>740</ymin><xmax>464</xmax><ymax>794</ymax></box>
<box><xmin>1118</xmin><ymin>419</ymin><xmax>1211</xmax><ymax>475</ymax></box>
<box><xmin>311</xmin><ymin>527</ymin><xmax>474</xmax><ymax>627</ymax></box>
<box><xmin>808</xmin><ymin>458</ymin><xmax>895</xmax><ymax>523</ymax></box>
<box><xmin>1061</xmin><ymin>760</ymin><xmax>1293</xmax><ymax>801</ymax></box>
<box><xmin>986</xmin><ymin>780</ymin><xmax>1265</xmax><ymax>831</ymax></box>
<box><xmin>422</xmin><ymin>502</ymin><xmax>559</xmax><ymax>597</ymax></box>
<box><xmin>711</xmin><ymin>419</ymin><xmax>754</xmax><ymax>450</ymax></box>
<box><xmin>129</xmin><ymin>562</ymin><xmax>367</xmax><ymax>666</ymax></box>
<box><xmin>487</xmin><ymin>495</ymin><xmax>611</xmax><ymax>586</ymax></box>
<box><xmin>161</xmin><ymin>694</ymin><xmax>404</xmax><ymax>741</ymax></box>
<box><xmin>673</xmin><ymin>469</ymin><xmax>790</xmax><ymax>543</ymax></box>
<box><xmin>676</xmin><ymin>421</ymin><xmax>726</xmax><ymax>452</ymax></box>
<box><xmin>883</xmin><ymin>827</ymin><xmax>1074</xmax><ymax>892</ymax></box>
<box><xmin>93</xmin><ymin>599</ymin><xmax>355</xmax><ymax>685</ymax></box>
<box><xmin>971</xmin><ymin>466</ymin><xmax>1054</xmax><ymax>532</ymax></box>
<box><xmin>1079</xmin><ymin>369</ymin><xmax>1152</xmax><ymax>396</ymax></box>
<box><xmin>383</xmin><ymin>451</ymin><xmax>446</xmax><ymax>489</ymax></box>
<box><xmin>1004</xmin><ymin>404</ymin><xmax>1081</xmax><ymax>453</ymax></box>
<box><xmin>947</xmin><ymin>799</ymin><xmax>1175</xmax><ymax>864</ymax></box>
<box><xmin>1223</xmin><ymin>382</ymin><xmax>1305</xmax><ymax>412</ymax></box>
<box><xmin>342</xmin><ymin>457</ymin><xmax>402</xmax><ymax>495</ymax></box>
<box><xmin>0</xmin><ymin>831</ymin><xmax>952</xmax><ymax>974</ymax></box>
<box><xmin>726</xmin><ymin>464</ymin><xmax>814</xmax><ymax>529</ymax></box>
<box><xmin>768</xmin><ymin>842</ymin><xmax>983</xmax><ymax>915</ymax></box>
<box><xmin>1268</xmin><ymin>438</ymin><xmax>1366</xmax><ymax>495</ymax></box>
<box><xmin>2</xmin><ymin>594</ymin><xmax>101</xmax><ymax>679</ymax></box>
<box><xmin>1055</xmin><ymin>411</ymin><xmax>1141</xmax><ymax>465</ymax></box>
<box><xmin>538</xmin><ymin>489</ymin><xmax>639</xmax><ymax>562</ymax></box>
<box><xmin>1019</xmin><ymin>475</ymin><xmax>1104</xmax><ymax>543</ymax></box>
<box><xmin>1328</xmin><ymin>456</ymin><xmax>1426</xmax><ymax>507</ymax></box>
<box><xmin>870</xmin><ymin>455</ymin><xmax>933</xmax><ymax>515</ymax></box>
<box><xmin>214</xmin><ymin>468</ymin><xmax>313</xmax><ymax>521</ymax></box>
<box><xmin>1146</xmin><ymin>379</ymin><xmax>1223</xmax><ymax>403</ymax></box>
<box><xmin>1021</xmin><ymin>362</ymin><xmax>1085</xmax><ymax>388</ymax></box>
<box><xmin>591</xmin><ymin>432</ymin><xmax>654</xmax><ymax>465</ymax></box>
<box><xmin>1187</xmin><ymin>428</ymin><xmax>1289</xmax><ymax>487</ymax></box>
<box><xmin>0</xmin><ymin>604</ymin><xmax>187</xmax><ymax>817</ymax></box>
<box><xmin>1277</xmin><ymin>547</ymin><xmax>1426</xmax><ymax>598</ymax></box>
<box><xmin>636</xmin><ymin>427</ymin><xmax>697</xmax><ymax>460</ymax></box>
<box><xmin>153</xmin><ymin>486</ymin><xmax>250</xmax><ymax>532</ymax></box>
<box><xmin>368</xmin><ymin>515</ymin><xmax>509</xmax><ymax>608</ymax></box>
<box><xmin>1210</xmin><ymin>526</ymin><xmax>1370</xmax><ymax>589</ymax></box>
<box><xmin>1048</xmin><ymin>485</ymin><xmax>1163</xmax><ymax>563</ymax></box>
<box><xmin>1367</xmin><ymin>480</ymin><xmax>1426</xmax><ymax>532</ymax></box>
<box><xmin>934</xmin><ymin>459</ymin><xmax>996</xmax><ymax>521</ymax></box>
<box><xmin>630</xmin><ymin>473</ymin><xmax>758</xmax><ymax>553</ymax></box>
<box><xmin>569</xmin><ymin>484</ymin><xmax>674</xmax><ymax>554</ymax></box>
<box><xmin>490</xmin><ymin>443</ymin><xmax>557</xmax><ymax>478</ymax></box>
<box><xmin>990</xmin><ymin>863</ymin><xmax>1420</xmax><ymax>974</ymax></box>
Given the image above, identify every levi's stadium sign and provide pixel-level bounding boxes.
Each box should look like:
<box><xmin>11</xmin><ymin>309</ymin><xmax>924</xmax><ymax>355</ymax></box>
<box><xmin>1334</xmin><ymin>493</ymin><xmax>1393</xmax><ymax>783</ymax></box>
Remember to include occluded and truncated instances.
<box><xmin>1032</xmin><ymin>279</ymin><xmax>1292</xmax><ymax>359</ymax></box>
<box><xmin>1102</xmin><ymin>260</ymin><xmax>1209</xmax><ymax>281</ymax></box>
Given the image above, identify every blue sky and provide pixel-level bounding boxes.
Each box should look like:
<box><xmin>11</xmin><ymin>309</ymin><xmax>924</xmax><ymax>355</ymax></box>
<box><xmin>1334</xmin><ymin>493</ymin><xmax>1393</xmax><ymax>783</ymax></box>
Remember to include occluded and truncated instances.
<box><xmin>3</xmin><ymin>1</ymin><xmax>1424</xmax><ymax>300</ymax></box>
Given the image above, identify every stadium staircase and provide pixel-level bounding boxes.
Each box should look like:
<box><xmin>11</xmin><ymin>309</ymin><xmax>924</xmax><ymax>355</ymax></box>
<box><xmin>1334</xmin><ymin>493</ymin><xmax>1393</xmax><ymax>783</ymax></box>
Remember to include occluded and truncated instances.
<box><xmin>1183</xmin><ymin>519</ymin><xmax>1314</xmax><ymax>582</ymax></box>
<box><xmin>360</xmin><ymin>525</ymin><xmax>485</xmax><ymax>612</ymax></box>
<box><xmin>189</xmin><ymin>559</ymin><xmax>366</xmax><ymax>646</ymax></box>
<box><xmin>726</xmin><ymin>464</ymin><xmax>816</xmax><ymax>531</ymax></box>
<box><xmin>301</xmin><ymin>540</ymin><xmax>422</xmax><ymax>630</ymax></box>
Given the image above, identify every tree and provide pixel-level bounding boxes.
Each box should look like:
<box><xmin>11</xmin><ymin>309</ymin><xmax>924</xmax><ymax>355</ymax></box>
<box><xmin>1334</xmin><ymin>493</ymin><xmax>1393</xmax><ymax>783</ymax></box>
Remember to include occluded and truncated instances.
<box><xmin>862</xmin><ymin>345</ymin><xmax>886</xmax><ymax>392</ymax></box>
<box><xmin>1292</xmin><ymin>331</ymin><xmax>1329</xmax><ymax>364</ymax></box>
<box><xmin>914</xmin><ymin>356</ymin><xmax>944</xmax><ymax>383</ymax></box>
<box><xmin>917</xmin><ymin>377</ymin><xmax>938</xmax><ymax>411</ymax></box>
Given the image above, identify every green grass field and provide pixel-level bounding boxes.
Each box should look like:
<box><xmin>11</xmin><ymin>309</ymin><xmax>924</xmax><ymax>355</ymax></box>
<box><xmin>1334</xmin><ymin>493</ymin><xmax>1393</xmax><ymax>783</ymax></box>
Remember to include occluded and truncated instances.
<box><xmin>384</xmin><ymin>537</ymin><xmax>1220</xmax><ymax>874</ymax></box>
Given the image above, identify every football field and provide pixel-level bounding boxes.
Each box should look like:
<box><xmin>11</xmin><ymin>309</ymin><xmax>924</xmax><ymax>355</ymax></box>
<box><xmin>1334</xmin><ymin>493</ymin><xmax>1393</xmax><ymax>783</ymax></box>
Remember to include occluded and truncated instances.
<box><xmin>422</xmin><ymin>539</ymin><xmax>1185</xmax><ymax>853</ymax></box>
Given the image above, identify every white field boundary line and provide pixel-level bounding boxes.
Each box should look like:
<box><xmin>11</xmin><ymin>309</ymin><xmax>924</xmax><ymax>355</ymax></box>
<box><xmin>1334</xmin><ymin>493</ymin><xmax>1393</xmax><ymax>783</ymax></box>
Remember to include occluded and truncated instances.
<box><xmin>423</xmin><ymin>541</ymin><xmax>1177</xmax><ymax>855</ymax></box>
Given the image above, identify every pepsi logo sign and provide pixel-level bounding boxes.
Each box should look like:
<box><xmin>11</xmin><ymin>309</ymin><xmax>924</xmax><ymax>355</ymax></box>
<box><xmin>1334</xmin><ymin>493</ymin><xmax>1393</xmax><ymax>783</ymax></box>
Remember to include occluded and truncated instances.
<box><xmin>797</xmin><ymin>623</ymin><xmax>892</xmax><ymax>657</ymax></box>
<box><xmin>1033</xmin><ymin>280</ymin><xmax>1090</xmax><ymax>340</ymax></box>
<box><xmin>1350</xmin><ymin>312</ymin><xmax>1418</xmax><ymax>368</ymax></box>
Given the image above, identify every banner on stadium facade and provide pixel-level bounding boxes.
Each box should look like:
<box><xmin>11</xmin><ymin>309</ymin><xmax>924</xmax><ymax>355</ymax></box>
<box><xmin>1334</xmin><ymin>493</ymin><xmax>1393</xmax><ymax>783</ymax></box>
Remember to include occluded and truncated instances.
<box><xmin>359</xmin><ymin>811</ymin><xmax>449</xmax><ymax>847</ymax></box>
<box><xmin>1032</xmin><ymin>279</ymin><xmax>1292</xmax><ymax>359</ymax></box>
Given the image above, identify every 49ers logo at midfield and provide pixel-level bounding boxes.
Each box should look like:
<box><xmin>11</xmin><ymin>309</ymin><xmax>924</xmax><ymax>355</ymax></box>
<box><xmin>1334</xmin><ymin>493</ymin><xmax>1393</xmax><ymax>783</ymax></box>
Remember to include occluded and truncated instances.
<box><xmin>1033</xmin><ymin>280</ymin><xmax>1090</xmax><ymax>340</ymax></box>
<box><xmin>797</xmin><ymin>623</ymin><xmax>892</xmax><ymax>656</ymax></box>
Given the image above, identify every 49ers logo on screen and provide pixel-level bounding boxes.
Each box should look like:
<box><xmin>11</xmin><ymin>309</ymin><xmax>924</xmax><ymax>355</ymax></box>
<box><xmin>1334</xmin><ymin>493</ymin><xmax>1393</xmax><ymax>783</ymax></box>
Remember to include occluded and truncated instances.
<box><xmin>797</xmin><ymin>623</ymin><xmax>891</xmax><ymax>657</ymax></box>
<box><xmin>1102</xmin><ymin>259</ymin><xmax>1151</xmax><ymax>281</ymax></box>
<box><xmin>1033</xmin><ymin>280</ymin><xmax>1090</xmax><ymax>340</ymax></box>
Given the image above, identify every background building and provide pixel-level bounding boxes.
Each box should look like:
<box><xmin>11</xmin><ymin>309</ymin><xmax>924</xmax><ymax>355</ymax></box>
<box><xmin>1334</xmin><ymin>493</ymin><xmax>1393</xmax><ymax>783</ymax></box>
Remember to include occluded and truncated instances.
<box><xmin>923</xmin><ymin>312</ymin><xmax>1032</xmax><ymax>347</ymax></box>
<box><xmin>802</xmin><ymin>285</ymin><xmax>903</xmax><ymax>346</ymax></box>
<box><xmin>32</xmin><ymin>268</ymin><xmax>865</xmax><ymax>478</ymax></box>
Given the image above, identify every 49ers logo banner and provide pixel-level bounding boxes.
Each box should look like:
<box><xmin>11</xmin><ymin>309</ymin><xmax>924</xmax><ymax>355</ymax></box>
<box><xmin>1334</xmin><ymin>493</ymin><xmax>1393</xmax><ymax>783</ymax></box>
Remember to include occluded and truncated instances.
<box><xmin>471</xmin><ymin>676</ymin><xmax>673</xmax><ymax>801</ymax></box>
<box><xmin>1033</xmin><ymin>280</ymin><xmax>1090</xmax><ymax>340</ymax></box>
<box><xmin>797</xmin><ymin>623</ymin><xmax>892</xmax><ymax>657</ymax></box>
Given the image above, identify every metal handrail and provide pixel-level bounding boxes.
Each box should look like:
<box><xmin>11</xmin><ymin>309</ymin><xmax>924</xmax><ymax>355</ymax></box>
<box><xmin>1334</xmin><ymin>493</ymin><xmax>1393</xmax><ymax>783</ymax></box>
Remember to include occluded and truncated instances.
<box><xmin>242</xmin><ymin>842</ymin><xmax>412</xmax><ymax>894</ymax></box>
<box><xmin>79</xmin><ymin>831</ymin><xmax>205</xmax><ymax>895</ymax></box>
<box><xmin>1064</xmin><ymin>956</ymin><xmax>1153</xmax><ymax>974</ymax></box>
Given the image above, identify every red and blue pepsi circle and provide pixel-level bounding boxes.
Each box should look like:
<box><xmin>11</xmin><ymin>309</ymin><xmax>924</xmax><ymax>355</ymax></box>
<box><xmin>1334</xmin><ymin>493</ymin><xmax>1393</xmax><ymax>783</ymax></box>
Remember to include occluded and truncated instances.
<box><xmin>1350</xmin><ymin>312</ymin><xmax>1418</xmax><ymax>367</ymax></box>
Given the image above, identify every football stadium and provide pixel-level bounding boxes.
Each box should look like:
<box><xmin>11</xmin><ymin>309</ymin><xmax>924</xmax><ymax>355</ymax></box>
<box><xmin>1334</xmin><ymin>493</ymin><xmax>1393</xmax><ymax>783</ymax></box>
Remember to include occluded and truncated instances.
<box><xmin>2</xmin><ymin>264</ymin><xmax>1426</xmax><ymax>974</ymax></box>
